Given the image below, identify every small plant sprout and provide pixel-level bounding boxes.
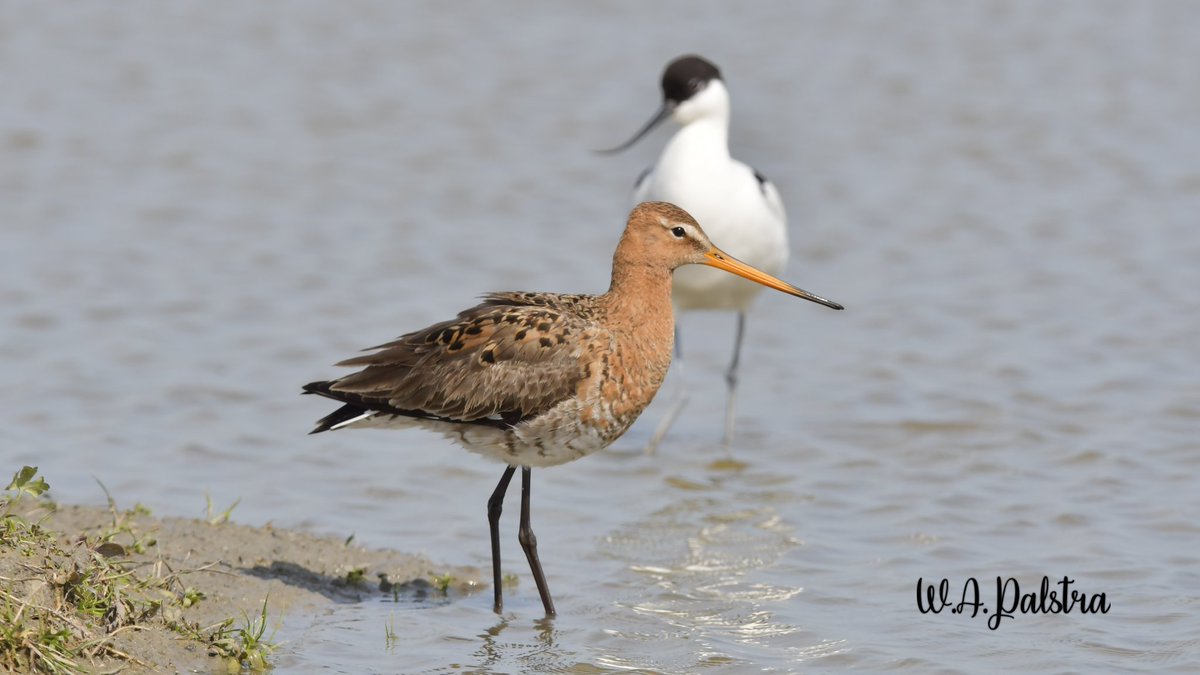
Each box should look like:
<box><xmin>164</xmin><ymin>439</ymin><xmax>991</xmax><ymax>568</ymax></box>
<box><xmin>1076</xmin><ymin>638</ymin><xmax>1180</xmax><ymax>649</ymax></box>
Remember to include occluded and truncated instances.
<box><xmin>206</xmin><ymin>595</ymin><xmax>276</xmax><ymax>672</ymax></box>
<box><xmin>87</xmin><ymin>477</ymin><xmax>157</xmax><ymax>554</ymax></box>
<box><xmin>204</xmin><ymin>494</ymin><xmax>241</xmax><ymax>526</ymax></box>
<box><xmin>5</xmin><ymin>465</ymin><xmax>49</xmax><ymax>501</ymax></box>
<box><xmin>181</xmin><ymin>588</ymin><xmax>205</xmax><ymax>608</ymax></box>
<box><xmin>432</xmin><ymin>573</ymin><xmax>455</xmax><ymax>595</ymax></box>
<box><xmin>344</xmin><ymin>567</ymin><xmax>367</xmax><ymax>586</ymax></box>
<box><xmin>384</xmin><ymin>613</ymin><xmax>398</xmax><ymax>648</ymax></box>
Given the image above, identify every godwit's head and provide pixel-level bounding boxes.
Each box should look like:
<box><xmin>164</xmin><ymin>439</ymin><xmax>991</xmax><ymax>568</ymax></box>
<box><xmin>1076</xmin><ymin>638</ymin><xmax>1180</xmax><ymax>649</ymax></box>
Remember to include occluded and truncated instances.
<box><xmin>618</xmin><ymin>202</ymin><xmax>844</xmax><ymax>311</ymax></box>
<box><xmin>598</xmin><ymin>55</ymin><xmax>730</xmax><ymax>154</ymax></box>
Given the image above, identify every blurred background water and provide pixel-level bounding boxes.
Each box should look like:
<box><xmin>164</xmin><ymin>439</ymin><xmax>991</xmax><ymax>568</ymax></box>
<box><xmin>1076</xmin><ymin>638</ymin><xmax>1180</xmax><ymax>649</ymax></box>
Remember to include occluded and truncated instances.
<box><xmin>2</xmin><ymin>1</ymin><xmax>1198</xmax><ymax>672</ymax></box>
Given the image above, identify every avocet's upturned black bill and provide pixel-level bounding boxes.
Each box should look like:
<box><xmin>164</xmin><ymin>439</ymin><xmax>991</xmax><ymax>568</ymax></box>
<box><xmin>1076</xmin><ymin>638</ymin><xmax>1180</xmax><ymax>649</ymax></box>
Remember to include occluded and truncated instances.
<box><xmin>598</xmin><ymin>55</ymin><xmax>724</xmax><ymax>154</ymax></box>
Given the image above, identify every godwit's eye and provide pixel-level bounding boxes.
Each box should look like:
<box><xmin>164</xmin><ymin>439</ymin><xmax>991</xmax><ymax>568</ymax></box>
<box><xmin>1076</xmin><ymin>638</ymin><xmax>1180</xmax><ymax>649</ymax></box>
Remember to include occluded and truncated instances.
<box><xmin>671</xmin><ymin>226</ymin><xmax>686</xmax><ymax>238</ymax></box>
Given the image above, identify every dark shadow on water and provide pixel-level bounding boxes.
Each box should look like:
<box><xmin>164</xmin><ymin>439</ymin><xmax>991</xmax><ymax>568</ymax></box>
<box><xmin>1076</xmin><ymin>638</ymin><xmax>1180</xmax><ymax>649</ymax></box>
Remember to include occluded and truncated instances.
<box><xmin>243</xmin><ymin>560</ymin><xmax>468</xmax><ymax>607</ymax></box>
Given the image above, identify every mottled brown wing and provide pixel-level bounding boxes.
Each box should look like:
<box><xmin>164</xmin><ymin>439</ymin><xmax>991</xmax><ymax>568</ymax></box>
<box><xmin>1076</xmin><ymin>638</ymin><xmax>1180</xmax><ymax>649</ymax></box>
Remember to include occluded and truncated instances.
<box><xmin>325</xmin><ymin>295</ymin><xmax>603</xmax><ymax>423</ymax></box>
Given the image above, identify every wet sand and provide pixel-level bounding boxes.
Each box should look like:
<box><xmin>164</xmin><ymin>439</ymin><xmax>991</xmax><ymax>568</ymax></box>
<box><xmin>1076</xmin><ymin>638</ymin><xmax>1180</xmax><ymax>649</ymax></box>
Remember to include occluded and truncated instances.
<box><xmin>0</xmin><ymin>502</ymin><xmax>480</xmax><ymax>673</ymax></box>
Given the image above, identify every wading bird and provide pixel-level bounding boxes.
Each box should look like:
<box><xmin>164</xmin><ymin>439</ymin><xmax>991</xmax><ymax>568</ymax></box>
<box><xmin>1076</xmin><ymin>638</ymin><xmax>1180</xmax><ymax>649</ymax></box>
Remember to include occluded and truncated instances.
<box><xmin>601</xmin><ymin>54</ymin><xmax>794</xmax><ymax>450</ymax></box>
<box><xmin>304</xmin><ymin>202</ymin><xmax>842</xmax><ymax>616</ymax></box>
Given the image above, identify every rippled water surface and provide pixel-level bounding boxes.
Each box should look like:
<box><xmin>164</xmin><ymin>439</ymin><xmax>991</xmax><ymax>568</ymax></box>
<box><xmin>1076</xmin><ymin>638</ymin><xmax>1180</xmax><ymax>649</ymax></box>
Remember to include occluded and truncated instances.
<box><xmin>3</xmin><ymin>2</ymin><xmax>1199</xmax><ymax>672</ymax></box>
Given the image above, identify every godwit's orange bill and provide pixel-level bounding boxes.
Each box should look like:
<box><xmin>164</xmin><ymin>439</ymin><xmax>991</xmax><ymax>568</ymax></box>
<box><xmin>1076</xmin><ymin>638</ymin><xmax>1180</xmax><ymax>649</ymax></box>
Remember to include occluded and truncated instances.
<box><xmin>703</xmin><ymin>248</ymin><xmax>844</xmax><ymax>310</ymax></box>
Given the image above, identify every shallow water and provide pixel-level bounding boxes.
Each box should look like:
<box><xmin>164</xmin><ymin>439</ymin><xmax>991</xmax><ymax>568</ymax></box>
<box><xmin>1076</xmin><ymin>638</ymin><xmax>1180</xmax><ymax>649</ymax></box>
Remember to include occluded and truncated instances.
<box><xmin>3</xmin><ymin>2</ymin><xmax>1199</xmax><ymax>672</ymax></box>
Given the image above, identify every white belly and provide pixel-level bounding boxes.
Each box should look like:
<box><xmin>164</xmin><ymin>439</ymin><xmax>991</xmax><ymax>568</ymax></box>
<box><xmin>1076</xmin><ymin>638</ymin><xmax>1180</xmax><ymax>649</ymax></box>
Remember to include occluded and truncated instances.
<box><xmin>338</xmin><ymin>408</ymin><xmax>611</xmax><ymax>469</ymax></box>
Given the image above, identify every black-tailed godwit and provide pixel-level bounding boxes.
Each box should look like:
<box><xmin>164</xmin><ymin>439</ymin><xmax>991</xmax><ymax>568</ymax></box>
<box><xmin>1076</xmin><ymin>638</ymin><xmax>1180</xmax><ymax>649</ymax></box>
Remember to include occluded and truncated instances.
<box><xmin>304</xmin><ymin>201</ymin><xmax>842</xmax><ymax>616</ymax></box>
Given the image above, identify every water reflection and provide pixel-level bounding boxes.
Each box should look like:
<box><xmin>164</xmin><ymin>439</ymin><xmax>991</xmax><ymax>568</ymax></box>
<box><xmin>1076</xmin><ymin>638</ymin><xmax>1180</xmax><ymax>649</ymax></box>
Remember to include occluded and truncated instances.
<box><xmin>471</xmin><ymin>616</ymin><xmax>566</xmax><ymax>673</ymax></box>
<box><xmin>472</xmin><ymin>617</ymin><xmax>510</xmax><ymax>670</ymax></box>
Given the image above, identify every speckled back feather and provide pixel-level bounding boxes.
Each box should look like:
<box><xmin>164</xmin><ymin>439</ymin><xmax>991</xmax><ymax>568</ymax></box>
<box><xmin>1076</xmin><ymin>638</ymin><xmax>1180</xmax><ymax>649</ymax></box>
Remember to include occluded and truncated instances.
<box><xmin>305</xmin><ymin>292</ymin><xmax>606</xmax><ymax>429</ymax></box>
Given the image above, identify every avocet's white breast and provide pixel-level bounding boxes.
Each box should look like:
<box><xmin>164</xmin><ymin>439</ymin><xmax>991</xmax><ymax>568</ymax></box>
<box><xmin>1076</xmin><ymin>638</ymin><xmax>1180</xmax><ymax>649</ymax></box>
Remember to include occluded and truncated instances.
<box><xmin>634</xmin><ymin>80</ymin><xmax>789</xmax><ymax>311</ymax></box>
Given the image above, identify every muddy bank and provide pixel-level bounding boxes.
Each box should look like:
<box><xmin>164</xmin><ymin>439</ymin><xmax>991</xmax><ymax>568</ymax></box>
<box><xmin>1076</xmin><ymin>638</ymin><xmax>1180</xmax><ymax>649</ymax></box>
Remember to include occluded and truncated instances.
<box><xmin>0</xmin><ymin>500</ymin><xmax>481</xmax><ymax>673</ymax></box>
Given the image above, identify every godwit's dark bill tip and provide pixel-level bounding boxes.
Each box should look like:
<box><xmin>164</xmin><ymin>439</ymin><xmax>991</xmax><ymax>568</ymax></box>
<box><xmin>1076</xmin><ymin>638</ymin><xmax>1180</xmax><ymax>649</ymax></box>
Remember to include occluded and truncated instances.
<box><xmin>795</xmin><ymin>292</ymin><xmax>842</xmax><ymax>311</ymax></box>
<box><xmin>701</xmin><ymin>248</ymin><xmax>843</xmax><ymax>311</ymax></box>
<box><xmin>812</xmin><ymin>295</ymin><xmax>844</xmax><ymax>310</ymax></box>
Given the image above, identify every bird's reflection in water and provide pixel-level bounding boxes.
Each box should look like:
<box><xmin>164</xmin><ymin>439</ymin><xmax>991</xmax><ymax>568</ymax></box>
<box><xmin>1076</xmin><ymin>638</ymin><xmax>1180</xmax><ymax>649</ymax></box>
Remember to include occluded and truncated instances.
<box><xmin>471</xmin><ymin>615</ymin><xmax>562</xmax><ymax>672</ymax></box>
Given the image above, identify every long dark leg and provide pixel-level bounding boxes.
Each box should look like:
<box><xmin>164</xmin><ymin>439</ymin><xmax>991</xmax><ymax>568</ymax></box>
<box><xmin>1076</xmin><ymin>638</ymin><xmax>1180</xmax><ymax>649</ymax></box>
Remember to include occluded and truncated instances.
<box><xmin>488</xmin><ymin>465</ymin><xmax>517</xmax><ymax>613</ymax></box>
<box><xmin>518</xmin><ymin>467</ymin><xmax>556</xmax><ymax>616</ymax></box>
<box><xmin>646</xmin><ymin>325</ymin><xmax>687</xmax><ymax>453</ymax></box>
<box><xmin>723</xmin><ymin>312</ymin><xmax>747</xmax><ymax>447</ymax></box>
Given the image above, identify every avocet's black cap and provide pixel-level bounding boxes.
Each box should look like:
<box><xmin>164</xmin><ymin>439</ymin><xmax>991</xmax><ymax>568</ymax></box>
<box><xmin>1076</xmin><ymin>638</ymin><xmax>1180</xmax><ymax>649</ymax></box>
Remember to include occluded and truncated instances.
<box><xmin>661</xmin><ymin>55</ymin><xmax>722</xmax><ymax>104</ymax></box>
<box><xmin>596</xmin><ymin>55</ymin><xmax>724</xmax><ymax>155</ymax></box>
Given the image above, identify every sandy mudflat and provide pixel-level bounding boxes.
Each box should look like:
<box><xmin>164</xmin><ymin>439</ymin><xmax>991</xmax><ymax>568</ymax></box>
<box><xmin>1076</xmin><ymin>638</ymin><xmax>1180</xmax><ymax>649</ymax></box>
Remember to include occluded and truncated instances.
<box><xmin>0</xmin><ymin>503</ymin><xmax>481</xmax><ymax>673</ymax></box>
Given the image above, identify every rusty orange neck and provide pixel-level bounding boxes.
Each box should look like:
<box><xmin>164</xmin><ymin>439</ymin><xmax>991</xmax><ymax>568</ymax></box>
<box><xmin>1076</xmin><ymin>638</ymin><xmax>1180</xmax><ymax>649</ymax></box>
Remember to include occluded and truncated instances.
<box><xmin>603</xmin><ymin>261</ymin><xmax>675</xmax><ymax>353</ymax></box>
